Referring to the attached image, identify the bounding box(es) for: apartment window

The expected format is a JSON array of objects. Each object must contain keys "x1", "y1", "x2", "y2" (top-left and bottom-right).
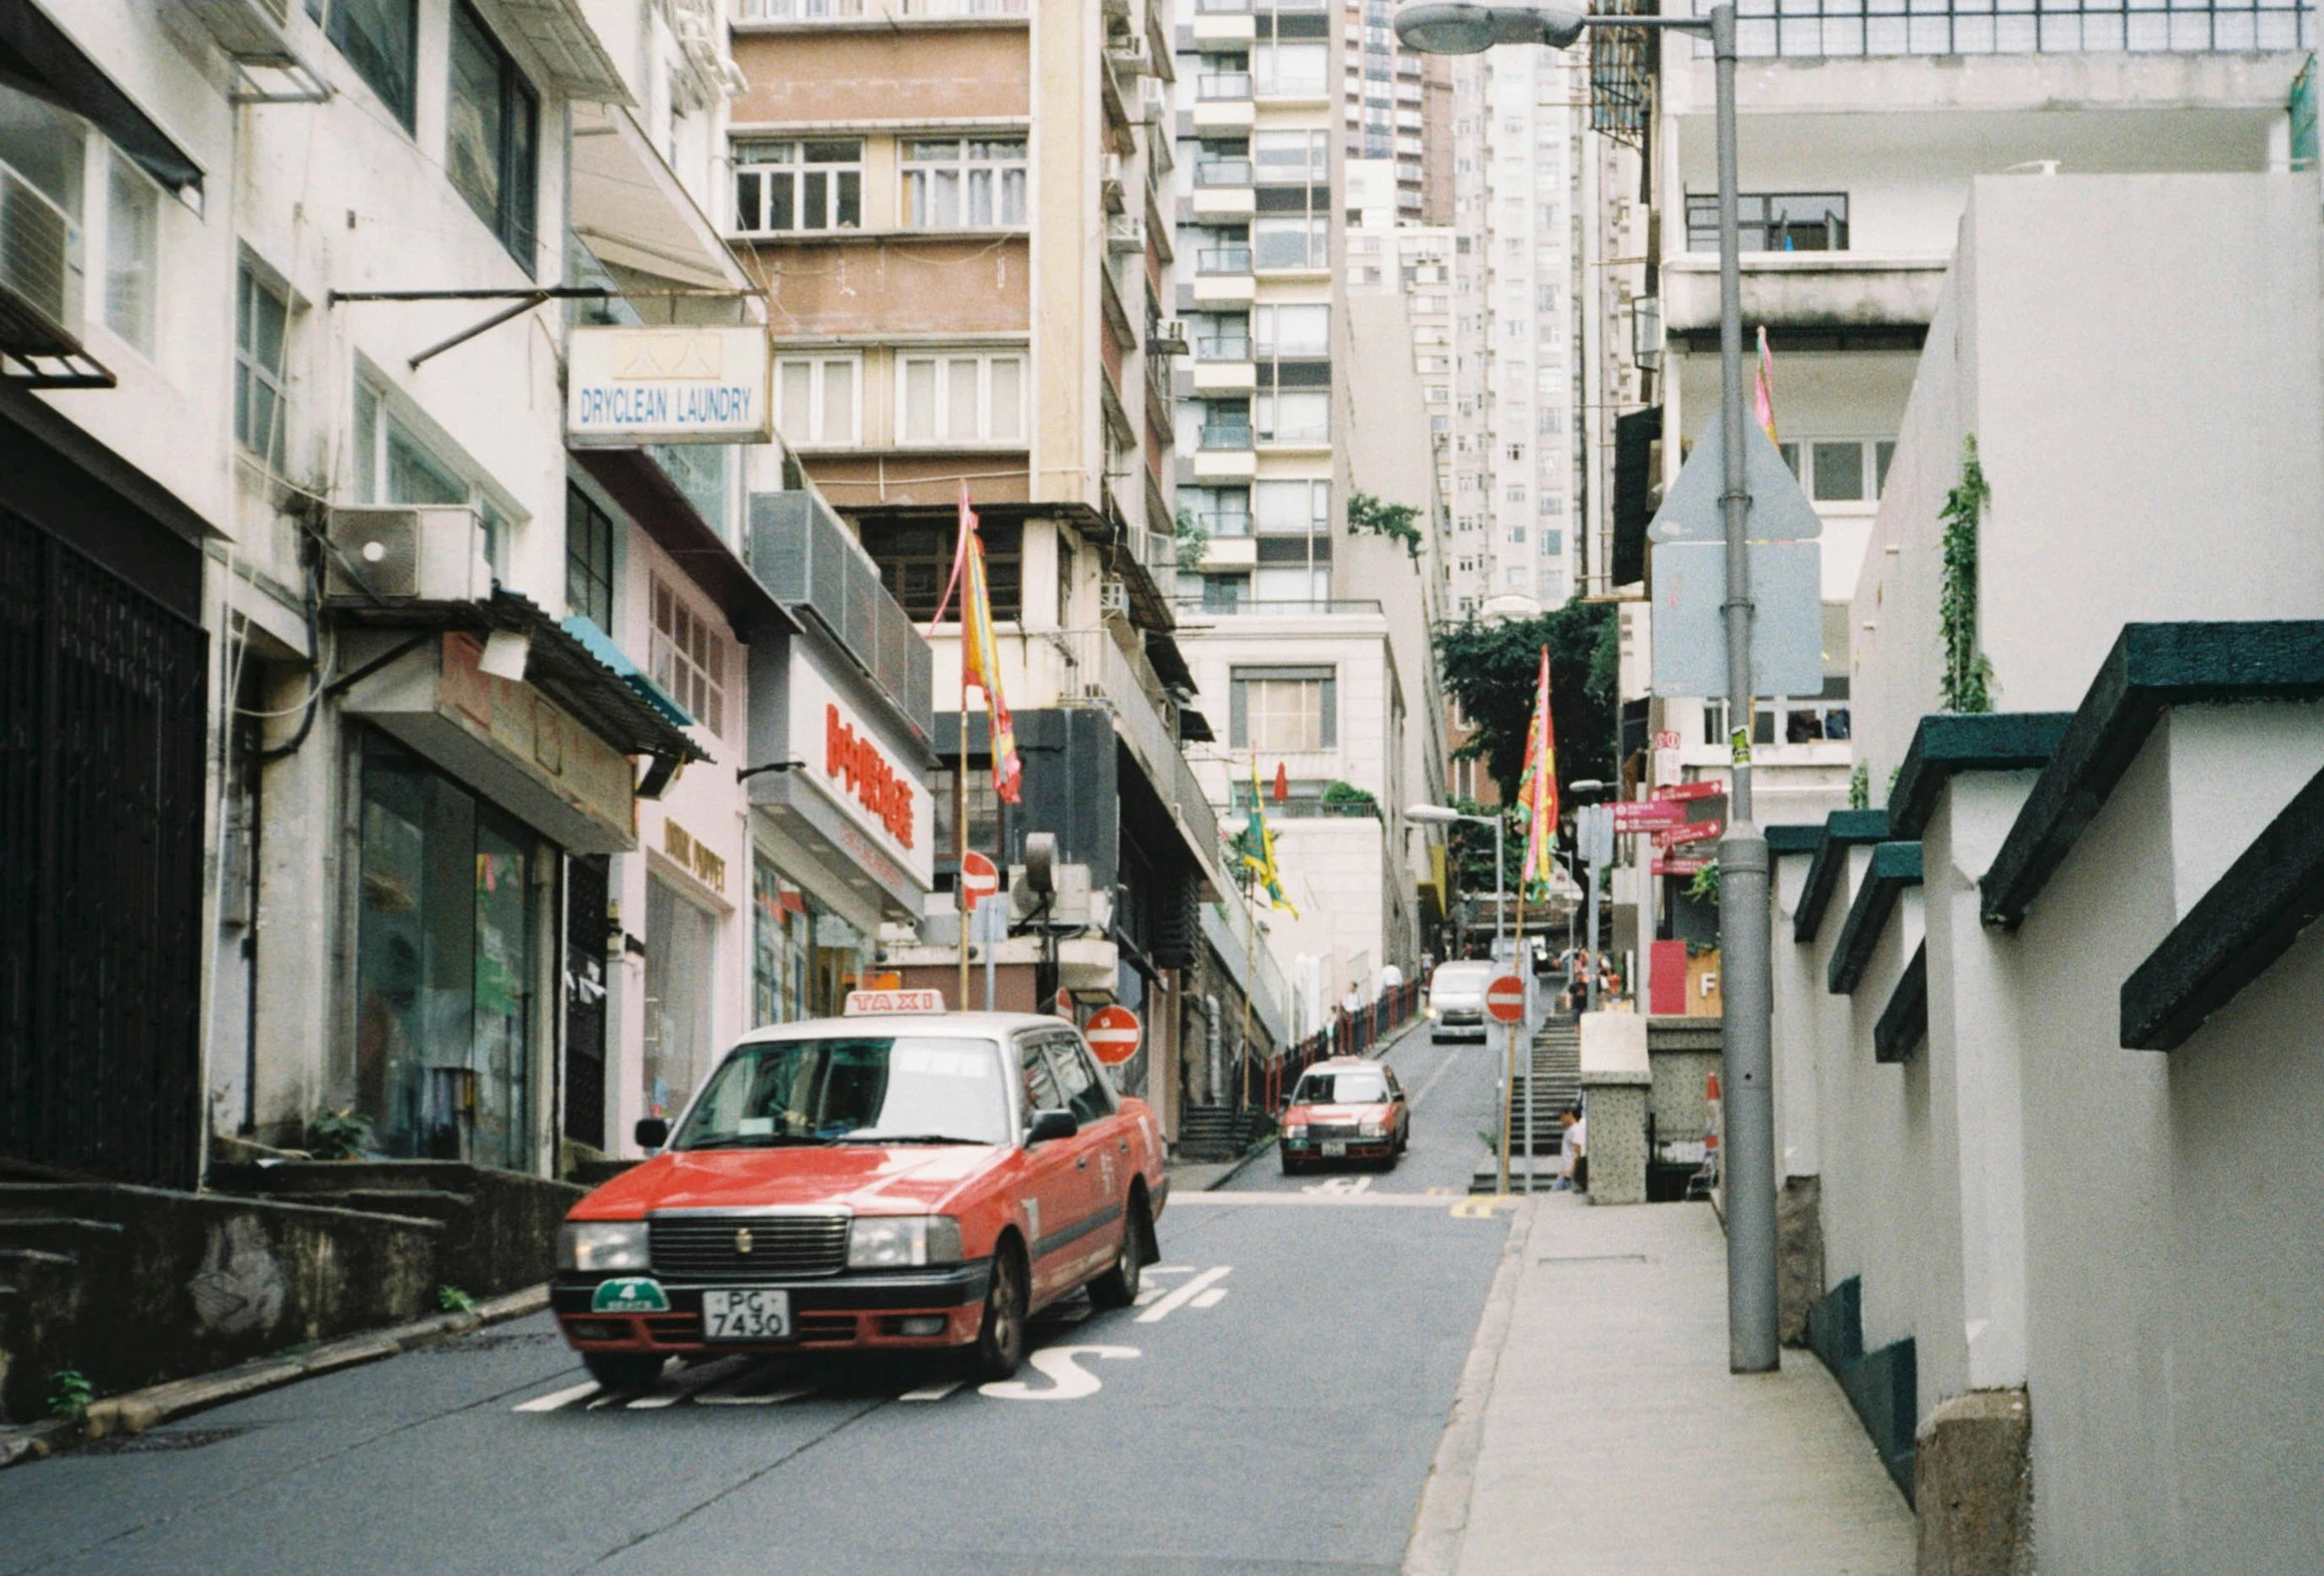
[
  {"x1": 354, "y1": 382, "x2": 465, "y2": 505},
  {"x1": 1537, "y1": 493, "x2": 1562, "y2": 516},
  {"x1": 1253, "y1": 303, "x2": 1330, "y2": 357},
  {"x1": 1193, "y1": 312, "x2": 1252, "y2": 360},
  {"x1": 1256, "y1": 391, "x2": 1330, "y2": 445},
  {"x1": 652, "y1": 577, "x2": 727, "y2": 737},
  {"x1": 102, "y1": 153, "x2": 158, "y2": 355},
  {"x1": 1778, "y1": 438, "x2": 1892, "y2": 502},
  {"x1": 1230, "y1": 666, "x2": 1336, "y2": 751},
  {"x1": 775, "y1": 355, "x2": 859, "y2": 447},
  {"x1": 1253, "y1": 216, "x2": 1329, "y2": 270},
  {"x1": 1253, "y1": 477, "x2": 1329, "y2": 533},
  {"x1": 903, "y1": 139, "x2": 1027, "y2": 229},
  {"x1": 1252, "y1": 129, "x2": 1328, "y2": 182},
  {"x1": 1201, "y1": 573, "x2": 1246, "y2": 612},
  {"x1": 898, "y1": 350, "x2": 1025, "y2": 444},
  {"x1": 734, "y1": 141, "x2": 862, "y2": 233},
  {"x1": 307, "y1": 0, "x2": 417, "y2": 130},
  {"x1": 1540, "y1": 528, "x2": 1562, "y2": 555},
  {"x1": 447, "y1": 3, "x2": 538, "y2": 265},
  {"x1": 566, "y1": 483, "x2": 615, "y2": 631},
  {"x1": 1253, "y1": 42, "x2": 1329, "y2": 97},
  {"x1": 234, "y1": 265, "x2": 289, "y2": 467},
  {"x1": 1183, "y1": 484, "x2": 1251, "y2": 537},
  {"x1": 1687, "y1": 192, "x2": 1847, "y2": 253},
  {"x1": 862, "y1": 519, "x2": 1022, "y2": 622}
]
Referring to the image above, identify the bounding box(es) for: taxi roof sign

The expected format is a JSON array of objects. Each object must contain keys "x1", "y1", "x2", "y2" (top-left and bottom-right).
[{"x1": 844, "y1": 988, "x2": 946, "y2": 1016}]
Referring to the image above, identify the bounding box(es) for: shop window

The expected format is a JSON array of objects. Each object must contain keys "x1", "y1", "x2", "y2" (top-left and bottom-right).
[
  {"x1": 1230, "y1": 665, "x2": 1336, "y2": 752},
  {"x1": 775, "y1": 355, "x2": 858, "y2": 448},
  {"x1": 102, "y1": 152, "x2": 158, "y2": 355},
  {"x1": 752, "y1": 854, "x2": 809, "y2": 1028},
  {"x1": 565, "y1": 483, "x2": 615, "y2": 631},
  {"x1": 235, "y1": 266, "x2": 289, "y2": 468},
  {"x1": 734, "y1": 140, "x2": 862, "y2": 233},
  {"x1": 447, "y1": 3, "x2": 537, "y2": 267},
  {"x1": 352, "y1": 734, "x2": 539, "y2": 1170},
  {"x1": 643, "y1": 877, "x2": 716, "y2": 1120},
  {"x1": 902, "y1": 139, "x2": 1027, "y2": 229},
  {"x1": 307, "y1": 0, "x2": 418, "y2": 130},
  {"x1": 861, "y1": 518, "x2": 1021, "y2": 623},
  {"x1": 898, "y1": 350, "x2": 1025, "y2": 445},
  {"x1": 651, "y1": 577, "x2": 727, "y2": 737}
]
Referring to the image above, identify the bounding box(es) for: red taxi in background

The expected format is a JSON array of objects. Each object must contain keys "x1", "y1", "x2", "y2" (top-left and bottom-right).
[
  {"x1": 1278, "y1": 1057, "x2": 1409, "y2": 1174},
  {"x1": 553, "y1": 1006, "x2": 1165, "y2": 1389}
]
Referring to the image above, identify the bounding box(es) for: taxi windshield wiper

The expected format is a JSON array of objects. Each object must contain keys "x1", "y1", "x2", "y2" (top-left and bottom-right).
[
  {"x1": 680, "y1": 1132, "x2": 830, "y2": 1150},
  {"x1": 830, "y1": 1132, "x2": 990, "y2": 1145}
]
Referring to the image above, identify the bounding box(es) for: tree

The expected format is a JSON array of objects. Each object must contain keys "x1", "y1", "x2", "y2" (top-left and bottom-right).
[
  {"x1": 1435, "y1": 600, "x2": 1618, "y2": 814},
  {"x1": 1347, "y1": 489, "x2": 1423, "y2": 561}
]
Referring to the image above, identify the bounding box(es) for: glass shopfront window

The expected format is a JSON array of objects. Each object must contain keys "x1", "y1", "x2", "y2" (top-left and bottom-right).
[
  {"x1": 644, "y1": 876, "x2": 717, "y2": 1119},
  {"x1": 750, "y1": 852, "x2": 876, "y2": 1025},
  {"x1": 354, "y1": 733, "x2": 543, "y2": 1170}
]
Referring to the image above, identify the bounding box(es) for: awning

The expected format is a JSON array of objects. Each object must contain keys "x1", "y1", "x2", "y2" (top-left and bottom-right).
[
  {"x1": 570, "y1": 102, "x2": 749, "y2": 290},
  {"x1": 0, "y1": 4, "x2": 201, "y2": 193},
  {"x1": 560, "y1": 612, "x2": 694, "y2": 732},
  {"x1": 489, "y1": 0, "x2": 631, "y2": 104},
  {"x1": 331, "y1": 588, "x2": 707, "y2": 771}
]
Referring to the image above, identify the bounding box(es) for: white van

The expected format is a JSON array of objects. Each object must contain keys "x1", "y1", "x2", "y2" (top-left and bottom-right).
[{"x1": 1427, "y1": 961, "x2": 1494, "y2": 1043}]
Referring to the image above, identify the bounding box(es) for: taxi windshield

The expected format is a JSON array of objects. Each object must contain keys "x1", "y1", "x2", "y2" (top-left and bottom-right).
[
  {"x1": 672, "y1": 1036, "x2": 1011, "y2": 1150},
  {"x1": 1293, "y1": 1072, "x2": 1390, "y2": 1105}
]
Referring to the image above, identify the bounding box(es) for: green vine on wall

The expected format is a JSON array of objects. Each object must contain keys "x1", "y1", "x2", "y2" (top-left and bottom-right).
[
  {"x1": 1347, "y1": 489, "x2": 1424, "y2": 561},
  {"x1": 1847, "y1": 763, "x2": 1870, "y2": 810},
  {"x1": 1939, "y1": 437, "x2": 1994, "y2": 714}
]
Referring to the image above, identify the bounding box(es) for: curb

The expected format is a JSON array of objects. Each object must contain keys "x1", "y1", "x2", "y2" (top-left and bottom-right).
[
  {"x1": 0, "y1": 1284, "x2": 548, "y2": 1469},
  {"x1": 1402, "y1": 1195, "x2": 1537, "y2": 1576}
]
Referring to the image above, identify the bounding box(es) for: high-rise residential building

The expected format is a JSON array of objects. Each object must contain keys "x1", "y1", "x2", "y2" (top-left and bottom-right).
[
  {"x1": 1338, "y1": 0, "x2": 1455, "y2": 223},
  {"x1": 1444, "y1": 47, "x2": 1588, "y2": 622},
  {"x1": 730, "y1": 0, "x2": 1232, "y2": 1135}
]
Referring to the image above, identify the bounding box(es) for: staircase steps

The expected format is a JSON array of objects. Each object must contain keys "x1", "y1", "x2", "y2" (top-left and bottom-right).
[{"x1": 1176, "y1": 1103, "x2": 1270, "y2": 1161}]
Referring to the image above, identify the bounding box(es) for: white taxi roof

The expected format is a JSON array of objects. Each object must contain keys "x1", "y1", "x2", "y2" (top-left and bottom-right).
[{"x1": 731, "y1": 1012, "x2": 1074, "y2": 1047}]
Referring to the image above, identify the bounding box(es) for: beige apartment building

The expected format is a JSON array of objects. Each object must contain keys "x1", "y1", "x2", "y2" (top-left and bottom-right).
[{"x1": 730, "y1": 0, "x2": 1231, "y2": 1132}]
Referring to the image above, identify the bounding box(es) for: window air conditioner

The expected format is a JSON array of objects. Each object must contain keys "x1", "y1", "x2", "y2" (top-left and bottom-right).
[
  {"x1": 325, "y1": 505, "x2": 493, "y2": 604},
  {"x1": 1108, "y1": 39, "x2": 1153, "y2": 78},
  {"x1": 1101, "y1": 153, "x2": 1128, "y2": 214},
  {"x1": 0, "y1": 159, "x2": 81, "y2": 353},
  {"x1": 1099, "y1": 578, "x2": 1130, "y2": 617},
  {"x1": 1151, "y1": 319, "x2": 1190, "y2": 355},
  {"x1": 1106, "y1": 214, "x2": 1147, "y2": 255}
]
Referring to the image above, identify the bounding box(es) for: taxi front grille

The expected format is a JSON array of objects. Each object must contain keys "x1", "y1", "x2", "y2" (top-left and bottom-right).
[
  {"x1": 649, "y1": 1214, "x2": 849, "y2": 1279},
  {"x1": 1308, "y1": 1122, "x2": 1364, "y2": 1139}
]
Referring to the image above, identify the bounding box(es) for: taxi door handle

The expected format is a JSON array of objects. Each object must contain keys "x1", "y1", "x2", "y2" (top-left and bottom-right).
[
  {"x1": 1118, "y1": 1139, "x2": 1130, "y2": 1153},
  {"x1": 1075, "y1": 1155, "x2": 1088, "y2": 1170}
]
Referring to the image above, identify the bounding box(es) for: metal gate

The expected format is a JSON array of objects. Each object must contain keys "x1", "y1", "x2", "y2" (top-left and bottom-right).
[
  {"x1": 0, "y1": 506, "x2": 207, "y2": 1187},
  {"x1": 562, "y1": 853, "x2": 609, "y2": 1150}
]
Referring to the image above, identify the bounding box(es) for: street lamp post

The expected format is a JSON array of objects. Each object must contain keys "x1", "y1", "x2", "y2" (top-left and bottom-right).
[
  {"x1": 1398, "y1": 0, "x2": 1779, "y2": 1375},
  {"x1": 1407, "y1": 802, "x2": 1506, "y2": 958}
]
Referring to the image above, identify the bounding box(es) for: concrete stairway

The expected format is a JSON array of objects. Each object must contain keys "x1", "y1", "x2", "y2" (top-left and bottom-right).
[
  {"x1": 1176, "y1": 1103, "x2": 1270, "y2": 1161},
  {"x1": 1470, "y1": 1006, "x2": 1585, "y2": 1194}
]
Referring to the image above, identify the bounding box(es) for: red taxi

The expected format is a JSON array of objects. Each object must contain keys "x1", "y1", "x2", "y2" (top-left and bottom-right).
[
  {"x1": 1277, "y1": 1057, "x2": 1410, "y2": 1174},
  {"x1": 553, "y1": 1009, "x2": 1165, "y2": 1388}
]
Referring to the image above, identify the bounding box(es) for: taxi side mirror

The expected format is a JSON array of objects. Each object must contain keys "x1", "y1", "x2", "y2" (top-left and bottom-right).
[
  {"x1": 1026, "y1": 1108, "x2": 1079, "y2": 1144},
  {"x1": 635, "y1": 1117, "x2": 670, "y2": 1150}
]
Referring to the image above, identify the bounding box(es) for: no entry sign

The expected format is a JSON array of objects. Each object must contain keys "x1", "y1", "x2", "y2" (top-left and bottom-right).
[
  {"x1": 960, "y1": 850, "x2": 999, "y2": 909},
  {"x1": 1485, "y1": 975, "x2": 1526, "y2": 1025},
  {"x1": 1084, "y1": 1005, "x2": 1142, "y2": 1065}
]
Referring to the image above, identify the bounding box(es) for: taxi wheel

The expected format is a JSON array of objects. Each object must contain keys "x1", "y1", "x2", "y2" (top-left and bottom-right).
[
  {"x1": 970, "y1": 1242, "x2": 1028, "y2": 1382},
  {"x1": 583, "y1": 1353, "x2": 666, "y2": 1391},
  {"x1": 1088, "y1": 1192, "x2": 1149, "y2": 1310}
]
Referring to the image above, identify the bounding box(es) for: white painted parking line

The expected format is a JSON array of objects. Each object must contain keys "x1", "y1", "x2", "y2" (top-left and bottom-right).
[
  {"x1": 1145, "y1": 1264, "x2": 1195, "y2": 1276},
  {"x1": 1136, "y1": 1265, "x2": 1230, "y2": 1324},
  {"x1": 977, "y1": 1345, "x2": 1139, "y2": 1402},
  {"x1": 898, "y1": 1380, "x2": 963, "y2": 1402},
  {"x1": 1190, "y1": 1288, "x2": 1228, "y2": 1310},
  {"x1": 1132, "y1": 1285, "x2": 1166, "y2": 1307},
  {"x1": 512, "y1": 1380, "x2": 600, "y2": 1413}
]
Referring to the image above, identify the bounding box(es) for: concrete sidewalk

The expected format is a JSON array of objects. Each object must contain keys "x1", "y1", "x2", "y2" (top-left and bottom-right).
[{"x1": 1413, "y1": 1194, "x2": 1914, "y2": 1575}]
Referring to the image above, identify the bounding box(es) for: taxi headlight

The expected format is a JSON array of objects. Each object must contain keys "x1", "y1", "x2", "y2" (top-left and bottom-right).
[
  {"x1": 847, "y1": 1215, "x2": 964, "y2": 1270},
  {"x1": 558, "y1": 1221, "x2": 649, "y2": 1273},
  {"x1": 1428, "y1": 1006, "x2": 1440, "y2": 1019},
  {"x1": 1359, "y1": 1117, "x2": 1388, "y2": 1138},
  {"x1": 1284, "y1": 1122, "x2": 1308, "y2": 1139}
]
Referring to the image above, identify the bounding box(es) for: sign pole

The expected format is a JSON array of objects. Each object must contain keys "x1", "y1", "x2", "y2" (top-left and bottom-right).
[
  {"x1": 957, "y1": 673, "x2": 970, "y2": 1012},
  {"x1": 1486, "y1": 974, "x2": 1524, "y2": 1196},
  {"x1": 1515, "y1": 885, "x2": 1531, "y2": 1193}
]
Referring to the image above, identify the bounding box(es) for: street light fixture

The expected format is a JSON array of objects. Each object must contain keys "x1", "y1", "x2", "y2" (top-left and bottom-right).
[
  {"x1": 1399, "y1": 0, "x2": 1782, "y2": 1378},
  {"x1": 1408, "y1": 802, "x2": 1507, "y2": 957}
]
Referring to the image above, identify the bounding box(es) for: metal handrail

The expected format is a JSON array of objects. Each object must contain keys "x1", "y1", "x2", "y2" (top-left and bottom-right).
[
  {"x1": 1198, "y1": 424, "x2": 1254, "y2": 451},
  {"x1": 1195, "y1": 335, "x2": 1252, "y2": 361},
  {"x1": 1197, "y1": 72, "x2": 1254, "y2": 99},
  {"x1": 1196, "y1": 246, "x2": 1253, "y2": 274},
  {"x1": 1722, "y1": 0, "x2": 2313, "y2": 56},
  {"x1": 1194, "y1": 158, "x2": 1253, "y2": 186}
]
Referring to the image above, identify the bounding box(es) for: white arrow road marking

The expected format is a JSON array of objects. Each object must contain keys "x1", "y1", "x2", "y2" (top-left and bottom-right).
[
  {"x1": 693, "y1": 1369, "x2": 824, "y2": 1407},
  {"x1": 898, "y1": 1380, "x2": 963, "y2": 1402},
  {"x1": 1190, "y1": 1288, "x2": 1228, "y2": 1310},
  {"x1": 1300, "y1": 1175, "x2": 1373, "y2": 1197},
  {"x1": 513, "y1": 1380, "x2": 600, "y2": 1413},
  {"x1": 977, "y1": 1345, "x2": 1139, "y2": 1402},
  {"x1": 1136, "y1": 1265, "x2": 1230, "y2": 1324},
  {"x1": 626, "y1": 1362, "x2": 746, "y2": 1410},
  {"x1": 1132, "y1": 1285, "x2": 1166, "y2": 1307}
]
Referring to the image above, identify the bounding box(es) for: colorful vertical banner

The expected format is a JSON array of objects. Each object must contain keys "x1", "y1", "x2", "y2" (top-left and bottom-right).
[
  {"x1": 940, "y1": 482, "x2": 1022, "y2": 803},
  {"x1": 1244, "y1": 759, "x2": 1298, "y2": 918},
  {"x1": 1516, "y1": 646, "x2": 1558, "y2": 891},
  {"x1": 1754, "y1": 325, "x2": 1780, "y2": 447}
]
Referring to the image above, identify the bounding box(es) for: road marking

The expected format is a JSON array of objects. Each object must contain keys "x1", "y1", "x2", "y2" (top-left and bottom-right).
[
  {"x1": 626, "y1": 1363, "x2": 744, "y2": 1410},
  {"x1": 1190, "y1": 1288, "x2": 1228, "y2": 1310},
  {"x1": 694, "y1": 1374, "x2": 823, "y2": 1407},
  {"x1": 977, "y1": 1344, "x2": 1138, "y2": 1402},
  {"x1": 1146, "y1": 1264, "x2": 1195, "y2": 1275},
  {"x1": 1132, "y1": 1285, "x2": 1166, "y2": 1307},
  {"x1": 1407, "y1": 1045, "x2": 1467, "y2": 1110},
  {"x1": 1450, "y1": 1196, "x2": 1520, "y2": 1219},
  {"x1": 513, "y1": 1381, "x2": 600, "y2": 1413},
  {"x1": 898, "y1": 1380, "x2": 963, "y2": 1402},
  {"x1": 1136, "y1": 1265, "x2": 1230, "y2": 1323},
  {"x1": 1300, "y1": 1175, "x2": 1372, "y2": 1197},
  {"x1": 1174, "y1": 1192, "x2": 1490, "y2": 1210},
  {"x1": 1426, "y1": 1187, "x2": 1458, "y2": 1197}
]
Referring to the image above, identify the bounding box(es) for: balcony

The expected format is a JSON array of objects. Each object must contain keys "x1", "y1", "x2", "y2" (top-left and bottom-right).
[
  {"x1": 1197, "y1": 73, "x2": 1254, "y2": 101},
  {"x1": 736, "y1": 0, "x2": 1028, "y2": 19},
  {"x1": 1196, "y1": 246, "x2": 1253, "y2": 275},
  {"x1": 1660, "y1": 251, "x2": 1950, "y2": 349},
  {"x1": 1198, "y1": 423, "x2": 1254, "y2": 451},
  {"x1": 1194, "y1": 158, "x2": 1253, "y2": 186},
  {"x1": 1728, "y1": 0, "x2": 2313, "y2": 57},
  {"x1": 746, "y1": 489, "x2": 936, "y2": 743},
  {"x1": 1038, "y1": 628, "x2": 1224, "y2": 885}
]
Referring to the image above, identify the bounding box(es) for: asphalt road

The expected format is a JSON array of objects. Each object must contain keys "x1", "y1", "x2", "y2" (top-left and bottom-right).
[{"x1": 0, "y1": 1023, "x2": 1514, "y2": 1576}]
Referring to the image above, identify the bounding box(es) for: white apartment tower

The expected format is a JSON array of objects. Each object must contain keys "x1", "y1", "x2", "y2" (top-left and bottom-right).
[{"x1": 1446, "y1": 48, "x2": 1587, "y2": 621}]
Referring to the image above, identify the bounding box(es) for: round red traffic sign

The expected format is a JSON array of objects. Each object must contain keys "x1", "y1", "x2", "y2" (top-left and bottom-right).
[
  {"x1": 1084, "y1": 1005, "x2": 1142, "y2": 1065},
  {"x1": 1485, "y1": 974, "x2": 1526, "y2": 1025},
  {"x1": 960, "y1": 850, "x2": 999, "y2": 908}
]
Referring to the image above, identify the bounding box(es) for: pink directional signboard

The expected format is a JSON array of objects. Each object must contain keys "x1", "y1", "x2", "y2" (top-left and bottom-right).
[{"x1": 1610, "y1": 798, "x2": 1689, "y2": 834}]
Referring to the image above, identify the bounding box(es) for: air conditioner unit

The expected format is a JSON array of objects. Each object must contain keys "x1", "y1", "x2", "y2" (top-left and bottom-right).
[
  {"x1": 1106, "y1": 214, "x2": 1147, "y2": 255},
  {"x1": 0, "y1": 161, "x2": 82, "y2": 355},
  {"x1": 1140, "y1": 79, "x2": 1167, "y2": 123},
  {"x1": 325, "y1": 505, "x2": 493, "y2": 603},
  {"x1": 1099, "y1": 578, "x2": 1130, "y2": 617},
  {"x1": 1108, "y1": 39, "x2": 1153, "y2": 78},
  {"x1": 1009, "y1": 860, "x2": 1094, "y2": 926},
  {"x1": 1101, "y1": 153, "x2": 1128, "y2": 214},
  {"x1": 1151, "y1": 319, "x2": 1190, "y2": 355}
]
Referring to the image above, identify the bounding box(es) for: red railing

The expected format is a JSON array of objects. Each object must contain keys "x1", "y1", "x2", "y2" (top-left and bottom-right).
[{"x1": 1241, "y1": 979, "x2": 1426, "y2": 1112}]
